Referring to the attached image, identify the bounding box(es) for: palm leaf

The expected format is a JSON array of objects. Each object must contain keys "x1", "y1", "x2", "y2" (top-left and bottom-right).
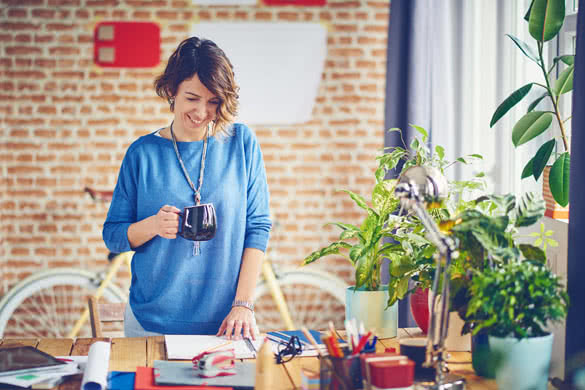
[{"x1": 514, "y1": 192, "x2": 545, "y2": 227}]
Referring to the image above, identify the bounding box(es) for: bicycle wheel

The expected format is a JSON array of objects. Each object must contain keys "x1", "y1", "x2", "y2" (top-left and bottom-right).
[
  {"x1": 0, "y1": 268, "x2": 127, "y2": 338},
  {"x1": 253, "y1": 269, "x2": 347, "y2": 332}
]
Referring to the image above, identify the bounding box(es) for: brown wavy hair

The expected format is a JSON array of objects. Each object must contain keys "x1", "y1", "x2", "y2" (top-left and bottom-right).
[{"x1": 154, "y1": 37, "x2": 239, "y2": 137}]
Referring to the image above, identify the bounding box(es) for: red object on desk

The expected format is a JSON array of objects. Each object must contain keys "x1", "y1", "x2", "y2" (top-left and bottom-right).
[
  {"x1": 410, "y1": 287, "x2": 430, "y2": 334},
  {"x1": 135, "y1": 367, "x2": 229, "y2": 390},
  {"x1": 359, "y1": 353, "x2": 415, "y2": 389}
]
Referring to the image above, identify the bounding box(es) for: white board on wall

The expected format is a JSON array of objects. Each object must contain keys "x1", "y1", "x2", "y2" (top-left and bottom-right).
[{"x1": 191, "y1": 22, "x2": 327, "y2": 125}]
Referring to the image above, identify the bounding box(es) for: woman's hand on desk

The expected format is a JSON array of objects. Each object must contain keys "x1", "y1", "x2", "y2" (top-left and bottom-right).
[{"x1": 216, "y1": 306, "x2": 258, "y2": 340}]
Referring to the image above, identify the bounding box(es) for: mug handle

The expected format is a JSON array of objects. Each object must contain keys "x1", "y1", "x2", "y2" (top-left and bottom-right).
[{"x1": 177, "y1": 210, "x2": 185, "y2": 238}]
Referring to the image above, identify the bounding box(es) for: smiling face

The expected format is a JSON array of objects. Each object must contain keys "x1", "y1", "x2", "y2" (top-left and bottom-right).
[{"x1": 172, "y1": 73, "x2": 220, "y2": 141}]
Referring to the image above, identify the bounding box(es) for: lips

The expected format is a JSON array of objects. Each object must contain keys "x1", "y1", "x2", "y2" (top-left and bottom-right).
[{"x1": 187, "y1": 114, "x2": 204, "y2": 126}]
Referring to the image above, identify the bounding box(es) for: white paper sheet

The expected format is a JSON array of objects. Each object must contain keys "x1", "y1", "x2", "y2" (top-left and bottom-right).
[
  {"x1": 0, "y1": 362, "x2": 80, "y2": 387},
  {"x1": 165, "y1": 335, "x2": 264, "y2": 360},
  {"x1": 191, "y1": 22, "x2": 327, "y2": 125},
  {"x1": 81, "y1": 341, "x2": 111, "y2": 390}
]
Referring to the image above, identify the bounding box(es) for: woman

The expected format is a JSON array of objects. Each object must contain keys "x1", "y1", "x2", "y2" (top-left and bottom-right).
[{"x1": 103, "y1": 37, "x2": 271, "y2": 340}]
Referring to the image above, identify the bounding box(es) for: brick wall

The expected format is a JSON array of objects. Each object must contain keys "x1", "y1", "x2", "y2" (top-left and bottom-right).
[{"x1": 0, "y1": 0, "x2": 389, "y2": 296}]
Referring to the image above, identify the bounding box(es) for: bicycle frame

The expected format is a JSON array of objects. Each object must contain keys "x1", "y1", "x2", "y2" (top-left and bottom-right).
[{"x1": 260, "y1": 260, "x2": 295, "y2": 331}]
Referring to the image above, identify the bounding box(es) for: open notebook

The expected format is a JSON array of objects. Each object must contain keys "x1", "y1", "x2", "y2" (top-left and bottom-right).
[{"x1": 165, "y1": 335, "x2": 264, "y2": 360}]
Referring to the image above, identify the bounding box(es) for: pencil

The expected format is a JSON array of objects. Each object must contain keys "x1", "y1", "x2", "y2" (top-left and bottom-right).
[
  {"x1": 205, "y1": 340, "x2": 234, "y2": 353},
  {"x1": 301, "y1": 326, "x2": 324, "y2": 357}
]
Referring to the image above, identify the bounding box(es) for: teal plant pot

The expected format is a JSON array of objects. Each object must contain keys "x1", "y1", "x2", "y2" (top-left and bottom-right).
[
  {"x1": 488, "y1": 333, "x2": 553, "y2": 390},
  {"x1": 471, "y1": 332, "x2": 496, "y2": 378},
  {"x1": 345, "y1": 286, "x2": 398, "y2": 338}
]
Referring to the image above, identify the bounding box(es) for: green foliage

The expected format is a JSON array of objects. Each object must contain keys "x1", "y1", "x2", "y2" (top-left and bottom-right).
[
  {"x1": 444, "y1": 192, "x2": 546, "y2": 323},
  {"x1": 303, "y1": 124, "x2": 483, "y2": 298},
  {"x1": 527, "y1": 222, "x2": 559, "y2": 251},
  {"x1": 466, "y1": 260, "x2": 568, "y2": 338},
  {"x1": 491, "y1": 0, "x2": 572, "y2": 208}
]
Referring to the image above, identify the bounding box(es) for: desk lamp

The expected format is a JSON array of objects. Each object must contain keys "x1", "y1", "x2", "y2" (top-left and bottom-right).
[{"x1": 395, "y1": 166, "x2": 465, "y2": 390}]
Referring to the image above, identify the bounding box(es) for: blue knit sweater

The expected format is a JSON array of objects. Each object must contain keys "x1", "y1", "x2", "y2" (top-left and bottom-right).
[{"x1": 103, "y1": 123, "x2": 272, "y2": 334}]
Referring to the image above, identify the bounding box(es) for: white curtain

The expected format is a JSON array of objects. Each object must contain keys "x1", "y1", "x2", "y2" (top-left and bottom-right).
[{"x1": 407, "y1": 0, "x2": 544, "y2": 195}]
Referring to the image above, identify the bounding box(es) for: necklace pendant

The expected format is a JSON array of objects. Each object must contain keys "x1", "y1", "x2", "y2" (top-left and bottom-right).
[
  {"x1": 195, "y1": 193, "x2": 201, "y2": 206},
  {"x1": 193, "y1": 241, "x2": 201, "y2": 256}
]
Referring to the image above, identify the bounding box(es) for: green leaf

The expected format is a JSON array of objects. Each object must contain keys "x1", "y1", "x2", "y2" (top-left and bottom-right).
[
  {"x1": 553, "y1": 54, "x2": 575, "y2": 69},
  {"x1": 375, "y1": 167, "x2": 386, "y2": 183},
  {"x1": 554, "y1": 65, "x2": 574, "y2": 95},
  {"x1": 519, "y1": 244, "x2": 546, "y2": 263},
  {"x1": 303, "y1": 241, "x2": 352, "y2": 265},
  {"x1": 527, "y1": 92, "x2": 549, "y2": 113},
  {"x1": 435, "y1": 145, "x2": 445, "y2": 160},
  {"x1": 328, "y1": 222, "x2": 360, "y2": 232},
  {"x1": 396, "y1": 276, "x2": 410, "y2": 298},
  {"x1": 490, "y1": 83, "x2": 534, "y2": 127},
  {"x1": 524, "y1": 0, "x2": 535, "y2": 21},
  {"x1": 532, "y1": 139, "x2": 556, "y2": 181},
  {"x1": 529, "y1": 0, "x2": 565, "y2": 42},
  {"x1": 341, "y1": 189, "x2": 369, "y2": 210},
  {"x1": 372, "y1": 180, "x2": 398, "y2": 216},
  {"x1": 355, "y1": 255, "x2": 370, "y2": 288},
  {"x1": 522, "y1": 157, "x2": 534, "y2": 179},
  {"x1": 559, "y1": 55, "x2": 575, "y2": 65},
  {"x1": 506, "y1": 34, "x2": 540, "y2": 64},
  {"x1": 409, "y1": 124, "x2": 428, "y2": 142},
  {"x1": 549, "y1": 152, "x2": 570, "y2": 207},
  {"x1": 512, "y1": 111, "x2": 553, "y2": 146},
  {"x1": 349, "y1": 244, "x2": 367, "y2": 264}
]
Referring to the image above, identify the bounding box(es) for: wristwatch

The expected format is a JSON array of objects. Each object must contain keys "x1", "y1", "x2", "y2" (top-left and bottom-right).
[{"x1": 232, "y1": 299, "x2": 254, "y2": 312}]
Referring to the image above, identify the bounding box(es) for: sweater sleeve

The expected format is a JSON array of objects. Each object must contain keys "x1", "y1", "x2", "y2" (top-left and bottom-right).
[
  {"x1": 102, "y1": 146, "x2": 138, "y2": 253},
  {"x1": 242, "y1": 125, "x2": 272, "y2": 252}
]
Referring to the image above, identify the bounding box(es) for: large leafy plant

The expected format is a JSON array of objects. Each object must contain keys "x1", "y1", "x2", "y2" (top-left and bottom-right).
[
  {"x1": 466, "y1": 260, "x2": 568, "y2": 338},
  {"x1": 302, "y1": 125, "x2": 483, "y2": 295},
  {"x1": 490, "y1": 0, "x2": 573, "y2": 207},
  {"x1": 443, "y1": 192, "x2": 549, "y2": 326}
]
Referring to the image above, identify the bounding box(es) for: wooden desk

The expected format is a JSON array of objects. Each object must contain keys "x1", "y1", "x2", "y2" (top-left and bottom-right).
[{"x1": 0, "y1": 330, "x2": 496, "y2": 390}]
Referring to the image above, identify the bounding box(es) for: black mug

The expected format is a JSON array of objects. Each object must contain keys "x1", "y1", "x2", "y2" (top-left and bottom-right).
[
  {"x1": 399, "y1": 338, "x2": 435, "y2": 381},
  {"x1": 178, "y1": 203, "x2": 217, "y2": 241}
]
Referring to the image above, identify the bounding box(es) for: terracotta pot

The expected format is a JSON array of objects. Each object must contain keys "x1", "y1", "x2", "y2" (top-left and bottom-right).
[
  {"x1": 543, "y1": 166, "x2": 569, "y2": 219},
  {"x1": 409, "y1": 287, "x2": 429, "y2": 334}
]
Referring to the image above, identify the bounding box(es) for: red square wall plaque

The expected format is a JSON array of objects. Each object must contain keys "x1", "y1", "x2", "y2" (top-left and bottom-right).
[
  {"x1": 94, "y1": 21, "x2": 160, "y2": 68},
  {"x1": 263, "y1": 0, "x2": 326, "y2": 5}
]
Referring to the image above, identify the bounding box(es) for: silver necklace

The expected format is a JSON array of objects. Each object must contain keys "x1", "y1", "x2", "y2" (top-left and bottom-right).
[{"x1": 169, "y1": 120, "x2": 210, "y2": 255}]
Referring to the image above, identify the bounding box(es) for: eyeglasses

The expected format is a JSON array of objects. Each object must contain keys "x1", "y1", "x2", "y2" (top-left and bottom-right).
[{"x1": 275, "y1": 336, "x2": 303, "y2": 364}]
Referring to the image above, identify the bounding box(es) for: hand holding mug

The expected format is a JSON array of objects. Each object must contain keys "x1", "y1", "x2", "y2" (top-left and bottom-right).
[{"x1": 153, "y1": 205, "x2": 181, "y2": 239}]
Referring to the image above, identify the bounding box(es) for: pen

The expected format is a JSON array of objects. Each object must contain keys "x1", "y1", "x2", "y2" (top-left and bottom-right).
[
  {"x1": 244, "y1": 337, "x2": 257, "y2": 356},
  {"x1": 351, "y1": 331, "x2": 372, "y2": 355},
  {"x1": 301, "y1": 326, "x2": 324, "y2": 357}
]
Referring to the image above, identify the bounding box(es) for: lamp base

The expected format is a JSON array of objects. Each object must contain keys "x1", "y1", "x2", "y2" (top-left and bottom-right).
[{"x1": 415, "y1": 373, "x2": 466, "y2": 390}]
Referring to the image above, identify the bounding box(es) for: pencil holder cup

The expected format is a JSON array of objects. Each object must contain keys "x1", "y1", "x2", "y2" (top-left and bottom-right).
[{"x1": 319, "y1": 355, "x2": 363, "y2": 390}]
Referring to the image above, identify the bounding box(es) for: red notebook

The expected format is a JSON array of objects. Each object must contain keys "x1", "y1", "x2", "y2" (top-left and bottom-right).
[{"x1": 134, "y1": 366, "x2": 231, "y2": 390}]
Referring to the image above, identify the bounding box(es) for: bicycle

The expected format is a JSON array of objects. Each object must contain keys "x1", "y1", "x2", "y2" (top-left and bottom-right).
[{"x1": 0, "y1": 188, "x2": 347, "y2": 338}]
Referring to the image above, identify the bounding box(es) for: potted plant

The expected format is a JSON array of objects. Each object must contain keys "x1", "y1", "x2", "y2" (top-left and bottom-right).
[
  {"x1": 490, "y1": 0, "x2": 573, "y2": 218},
  {"x1": 433, "y1": 192, "x2": 547, "y2": 362},
  {"x1": 302, "y1": 125, "x2": 483, "y2": 338},
  {"x1": 465, "y1": 258, "x2": 568, "y2": 390}
]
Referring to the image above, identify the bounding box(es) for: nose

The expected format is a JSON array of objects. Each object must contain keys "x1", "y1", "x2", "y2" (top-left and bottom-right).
[{"x1": 191, "y1": 102, "x2": 214, "y2": 121}]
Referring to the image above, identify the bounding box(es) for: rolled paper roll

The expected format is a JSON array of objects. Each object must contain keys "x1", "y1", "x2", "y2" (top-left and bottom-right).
[{"x1": 81, "y1": 341, "x2": 111, "y2": 390}]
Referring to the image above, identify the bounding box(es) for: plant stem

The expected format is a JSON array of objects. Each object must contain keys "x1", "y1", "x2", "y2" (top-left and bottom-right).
[{"x1": 537, "y1": 42, "x2": 570, "y2": 152}]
